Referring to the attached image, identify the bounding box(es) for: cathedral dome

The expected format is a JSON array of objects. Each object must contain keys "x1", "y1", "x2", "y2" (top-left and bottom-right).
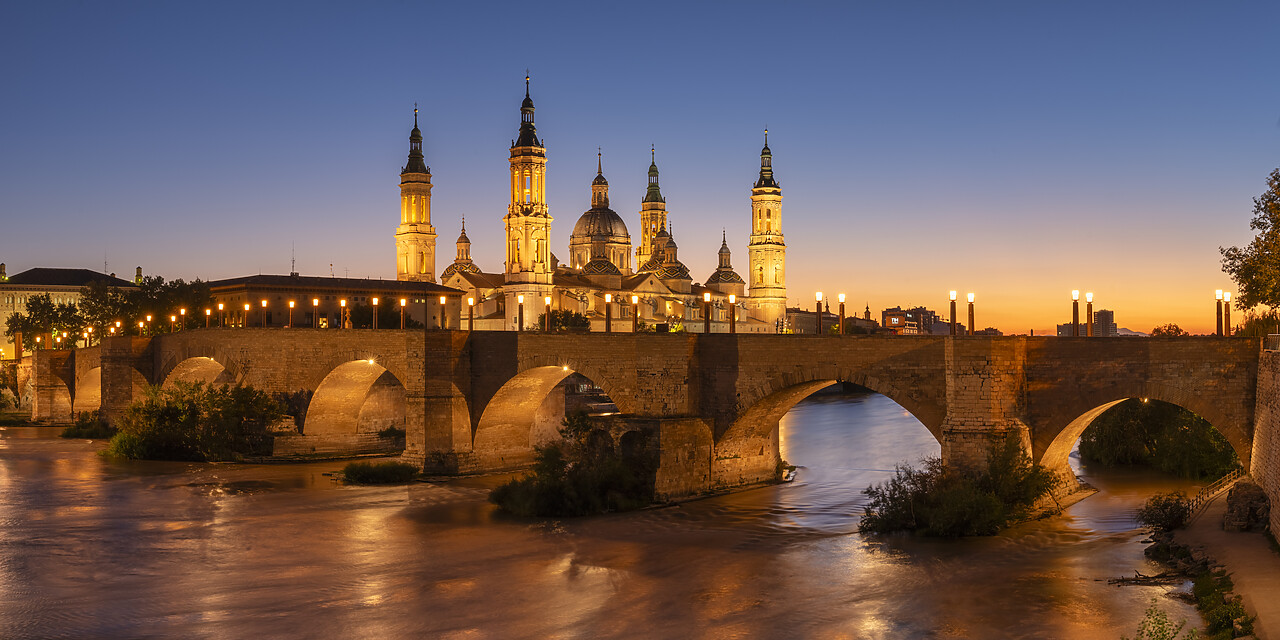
[
  {"x1": 572, "y1": 208, "x2": 630, "y2": 240},
  {"x1": 582, "y1": 257, "x2": 622, "y2": 276},
  {"x1": 705, "y1": 269, "x2": 744, "y2": 285},
  {"x1": 441, "y1": 261, "x2": 482, "y2": 280}
]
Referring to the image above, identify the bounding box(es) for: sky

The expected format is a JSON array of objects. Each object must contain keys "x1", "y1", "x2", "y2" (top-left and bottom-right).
[{"x1": 2, "y1": 1, "x2": 1278, "y2": 335}]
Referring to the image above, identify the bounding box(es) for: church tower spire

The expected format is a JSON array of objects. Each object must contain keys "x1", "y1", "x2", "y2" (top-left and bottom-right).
[
  {"x1": 396, "y1": 105, "x2": 438, "y2": 282},
  {"x1": 747, "y1": 129, "x2": 786, "y2": 327},
  {"x1": 636, "y1": 145, "x2": 668, "y2": 266},
  {"x1": 504, "y1": 74, "x2": 553, "y2": 285}
]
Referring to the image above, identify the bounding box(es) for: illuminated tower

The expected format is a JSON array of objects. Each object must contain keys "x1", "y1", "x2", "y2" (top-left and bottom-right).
[
  {"x1": 396, "y1": 107, "x2": 437, "y2": 282},
  {"x1": 504, "y1": 76, "x2": 553, "y2": 285},
  {"x1": 636, "y1": 147, "x2": 667, "y2": 266},
  {"x1": 747, "y1": 130, "x2": 786, "y2": 325}
]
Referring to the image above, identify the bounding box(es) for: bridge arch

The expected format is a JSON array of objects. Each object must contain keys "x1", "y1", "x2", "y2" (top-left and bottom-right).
[
  {"x1": 472, "y1": 362, "x2": 623, "y2": 469},
  {"x1": 71, "y1": 366, "x2": 149, "y2": 416},
  {"x1": 1036, "y1": 382, "x2": 1253, "y2": 474},
  {"x1": 306, "y1": 359, "x2": 406, "y2": 441},
  {"x1": 160, "y1": 357, "x2": 232, "y2": 389}
]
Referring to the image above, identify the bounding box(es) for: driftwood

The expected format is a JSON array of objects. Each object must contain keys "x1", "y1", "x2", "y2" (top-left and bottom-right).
[{"x1": 1107, "y1": 570, "x2": 1185, "y2": 586}]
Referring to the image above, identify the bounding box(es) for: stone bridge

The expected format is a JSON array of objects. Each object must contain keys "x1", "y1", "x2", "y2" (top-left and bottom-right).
[{"x1": 31, "y1": 330, "x2": 1264, "y2": 499}]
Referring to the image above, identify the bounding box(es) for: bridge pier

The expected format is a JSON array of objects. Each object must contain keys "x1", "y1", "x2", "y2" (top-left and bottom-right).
[
  {"x1": 938, "y1": 336, "x2": 1036, "y2": 471},
  {"x1": 99, "y1": 336, "x2": 146, "y2": 427},
  {"x1": 31, "y1": 349, "x2": 73, "y2": 423},
  {"x1": 406, "y1": 331, "x2": 475, "y2": 473}
]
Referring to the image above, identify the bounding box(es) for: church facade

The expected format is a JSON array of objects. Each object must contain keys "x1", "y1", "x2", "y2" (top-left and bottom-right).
[{"x1": 403, "y1": 78, "x2": 787, "y2": 332}]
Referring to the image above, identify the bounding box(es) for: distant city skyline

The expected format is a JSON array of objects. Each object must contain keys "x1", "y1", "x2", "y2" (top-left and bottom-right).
[{"x1": 3, "y1": 2, "x2": 1278, "y2": 335}]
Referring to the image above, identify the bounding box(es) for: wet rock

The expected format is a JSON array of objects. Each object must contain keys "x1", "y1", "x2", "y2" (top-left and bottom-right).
[{"x1": 1223, "y1": 482, "x2": 1270, "y2": 532}]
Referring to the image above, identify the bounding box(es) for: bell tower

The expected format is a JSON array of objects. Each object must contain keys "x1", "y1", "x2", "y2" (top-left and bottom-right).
[
  {"x1": 396, "y1": 107, "x2": 437, "y2": 282},
  {"x1": 747, "y1": 130, "x2": 786, "y2": 326},
  {"x1": 636, "y1": 147, "x2": 667, "y2": 267},
  {"x1": 504, "y1": 76, "x2": 553, "y2": 285}
]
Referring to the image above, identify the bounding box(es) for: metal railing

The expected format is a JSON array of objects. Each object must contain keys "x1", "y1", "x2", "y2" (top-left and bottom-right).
[
  {"x1": 1266, "y1": 334, "x2": 1280, "y2": 351},
  {"x1": 1188, "y1": 467, "x2": 1244, "y2": 515}
]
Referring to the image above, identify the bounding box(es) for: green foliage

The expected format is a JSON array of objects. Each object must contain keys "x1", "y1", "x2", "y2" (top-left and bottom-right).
[
  {"x1": 60, "y1": 411, "x2": 117, "y2": 439},
  {"x1": 1136, "y1": 491, "x2": 1192, "y2": 533},
  {"x1": 104, "y1": 381, "x2": 285, "y2": 461},
  {"x1": 490, "y1": 412, "x2": 657, "y2": 517},
  {"x1": 342, "y1": 460, "x2": 418, "y2": 484},
  {"x1": 346, "y1": 301, "x2": 424, "y2": 330},
  {"x1": 859, "y1": 433, "x2": 1060, "y2": 537},
  {"x1": 1150, "y1": 323, "x2": 1189, "y2": 337},
  {"x1": 536, "y1": 309, "x2": 591, "y2": 332},
  {"x1": 1192, "y1": 570, "x2": 1254, "y2": 639},
  {"x1": 377, "y1": 426, "x2": 406, "y2": 439},
  {"x1": 1221, "y1": 168, "x2": 1280, "y2": 310},
  {"x1": 272, "y1": 389, "x2": 313, "y2": 432},
  {"x1": 1079, "y1": 399, "x2": 1238, "y2": 480},
  {"x1": 77, "y1": 276, "x2": 213, "y2": 336},
  {"x1": 1232, "y1": 308, "x2": 1280, "y2": 338},
  {"x1": 4, "y1": 293, "x2": 85, "y2": 350},
  {"x1": 1122, "y1": 599, "x2": 1200, "y2": 640}
]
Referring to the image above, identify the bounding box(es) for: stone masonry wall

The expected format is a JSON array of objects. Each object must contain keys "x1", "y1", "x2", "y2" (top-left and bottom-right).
[{"x1": 1252, "y1": 350, "x2": 1280, "y2": 535}]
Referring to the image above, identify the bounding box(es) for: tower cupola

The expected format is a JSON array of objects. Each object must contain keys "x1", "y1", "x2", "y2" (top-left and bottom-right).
[
  {"x1": 515, "y1": 75, "x2": 541, "y2": 148},
  {"x1": 591, "y1": 152, "x2": 610, "y2": 208},
  {"x1": 403, "y1": 107, "x2": 430, "y2": 175},
  {"x1": 754, "y1": 129, "x2": 778, "y2": 189}
]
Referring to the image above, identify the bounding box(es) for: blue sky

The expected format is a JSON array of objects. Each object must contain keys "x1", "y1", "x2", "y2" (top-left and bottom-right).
[{"x1": 3, "y1": 1, "x2": 1278, "y2": 332}]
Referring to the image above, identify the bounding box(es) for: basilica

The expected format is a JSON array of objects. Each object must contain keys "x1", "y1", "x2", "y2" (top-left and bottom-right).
[{"x1": 395, "y1": 78, "x2": 787, "y2": 332}]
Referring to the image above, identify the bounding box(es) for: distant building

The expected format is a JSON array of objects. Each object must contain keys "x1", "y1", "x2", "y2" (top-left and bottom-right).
[
  {"x1": 881, "y1": 306, "x2": 942, "y2": 335},
  {"x1": 786, "y1": 303, "x2": 840, "y2": 334},
  {"x1": 1057, "y1": 309, "x2": 1119, "y2": 337},
  {"x1": 974, "y1": 327, "x2": 1003, "y2": 336},
  {"x1": 207, "y1": 274, "x2": 460, "y2": 329},
  {"x1": 0, "y1": 264, "x2": 139, "y2": 359}
]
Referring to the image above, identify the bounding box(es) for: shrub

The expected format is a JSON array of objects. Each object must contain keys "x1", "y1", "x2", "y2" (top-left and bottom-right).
[
  {"x1": 490, "y1": 412, "x2": 657, "y2": 517},
  {"x1": 1122, "y1": 598, "x2": 1200, "y2": 640},
  {"x1": 343, "y1": 460, "x2": 418, "y2": 484},
  {"x1": 1080, "y1": 399, "x2": 1237, "y2": 480},
  {"x1": 60, "y1": 410, "x2": 117, "y2": 439},
  {"x1": 104, "y1": 381, "x2": 285, "y2": 461},
  {"x1": 859, "y1": 433, "x2": 1059, "y2": 537},
  {"x1": 1137, "y1": 491, "x2": 1191, "y2": 533},
  {"x1": 377, "y1": 426, "x2": 406, "y2": 439}
]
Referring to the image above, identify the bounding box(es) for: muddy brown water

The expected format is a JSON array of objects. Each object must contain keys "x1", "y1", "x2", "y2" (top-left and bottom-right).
[{"x1": 0, "y1": 389, "x2": 1203, "y2": 638}]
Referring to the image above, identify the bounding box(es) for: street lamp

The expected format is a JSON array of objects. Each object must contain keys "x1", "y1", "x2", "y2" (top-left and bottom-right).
[
  {"x1": 217, "y1": 303, "x2": 224, "y2": 327},
  {"x1": 260, "y1": 299, "x2": 268, "y2": 328},
  {"x1": 467, "y1": 297, "x2": 475, "y2": 331},
  {"x1": 145, "y1": 314, "x2": 152, "y2": 335},
  {"x1": 729, "y1": 294, "x2": 737, "y2": 334},
  {"x1": 399, "y1": 298, "x2": 406, "y2": 329},
  {"x1": 704, "y1": 292, "x2": 712, "y2": 334},
  {"x1": 340, "y1": 299, "x2": 347, "y2": 328},
  {"x1": 439, "y1": 296, "x2": 447, "y2": 330},
  {"x1": 1224, "y1": 292, "x2": 1232, "y2": 336},
  {"x1": 169, "y1": 314, "x2": 176, "y2": 332},
  {"x1": 372, "y1": 297, "x2": 379, "y2": 329},
  {"x1": 1071, "y1": 290, "x2": 1080, "y2": 337},
  {"x1": 204, "y1": 308, "x2": 211, "y2": 328},
  {"x1": 287, "y1": 300, "x2": 295, "y2": 328},
  {"x1": 243, "y1": 304, "x2": 250, "y2": 328},
  {"x1": 967, "y1": 293, "x2": 975, "y2": 336},
  {"x1": 1085, "y1": 292, "x2": 1094, "y2": 337},
  {"x1": 179, "y1": 308, "x2": 186, "y2": 331},
  {"x1": 517, "y1": 294, "x2": 524, "y2": 332},
  {"x1": 604, "y1": 293, "x2": 613, "y2": 333},
  {"x1": 1216, "y1": 289, "x2": 1224, "y2": 336},
  {"x1": 631, "y1": 294, "x2": 639, "y2": 333},
  {"x1": 815, "y1": 292, "x2": 823, "y2": 335},
  {"x1": 312, "y1": 298, "x2": 319, "y2": 328},
  {"x1": 949, "y1": 290, "x2": 958, "y2": 336},
  {"x1": 136, "y1": 322, "x2": 143, "y2": 337},
  {"x1": 838, "y1": 293, "x2": 846, "y2": 335}
]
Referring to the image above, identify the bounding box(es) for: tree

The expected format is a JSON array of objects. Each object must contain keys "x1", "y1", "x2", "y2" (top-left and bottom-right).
[
  {"x1": 536, "y1": 309, "x2": 591, "y2": 331},
  {"x1": 78, "y1": 275, "x2": 213, "y2": 335},
  {"x1": 4, "y1": 293, "x2": 84, "y2": 350},
  {"x1": 1150, "y1": 323, "x2": 1188, "y2": 337},
  {"x1": 1221, "y1": 168, "x2": 1280, "y2": 310}
]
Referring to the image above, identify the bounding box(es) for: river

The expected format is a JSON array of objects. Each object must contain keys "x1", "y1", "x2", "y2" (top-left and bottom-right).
[{"x1": 0, "y1": 387, "x2": 1203, "y2": 639}]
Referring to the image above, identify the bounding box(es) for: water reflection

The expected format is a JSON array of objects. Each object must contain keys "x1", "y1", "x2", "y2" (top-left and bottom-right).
[{"x1": 0, "y1": 390, "x2": 1202, "y2": 638}]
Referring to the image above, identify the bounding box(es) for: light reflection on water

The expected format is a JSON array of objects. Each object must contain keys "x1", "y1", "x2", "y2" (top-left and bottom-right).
[{"x1": 0, "y1": 391, "x2": 1203, "y2": 638}]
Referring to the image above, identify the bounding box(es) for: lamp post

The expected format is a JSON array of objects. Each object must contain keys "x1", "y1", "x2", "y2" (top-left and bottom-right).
[
  {"x1": 1085, "y1": 292, "x2": 1094, "y2": 337},
  {"x1": 371, "y1": 297, "x2": 379, "y2": 329},
  {"x1": 517, "y1": 294, "x2": 524, "y2": 332},
  {"x1": 467, "y1": 297, "x2": 475, "y2": 331},
  {"x1": 439, "y1": 296, "x2": 447, "y2": 330},
  {"x1": 815, "y1": 292, "x2": 823, "y2": 335},
  {"x1": 631, "y1": 295, "x2": 639, "y2": 333},
  {"x1": 1224, "y1": 292, "x2": 1232, "y2": 336},
  {"x1": 838, "y1": 293, "x2": 846, "y2": 335},
  {"x1": 399, "y1": 298, "x2": 406, "y2": 329},
  {"x1": 260, "y1": 299, "x2": 268, "y2": 328},
  {"x1": 287, "y1": 300, "x2": 294, "y2": 328},
  {"x1": 204, "y1": 308, "x2": 211, "y2": 328},
  {"x1": 179, "y1": 308, "x2": 186, "y2": 331},
  {"x1": 169, "y1": 315, "x2": 176, "y2": 333},
  {"x1": 604, "y1": 293, "x2": 612, "y2": 333},
  {"x1": 1216, "y1": 289, "x2": 1224, "y2": 336},
  {"x1": 86, "y1": 326, "x2": 93, "y2": 347},
  {"x1": 136, "y1": 322, "x2": 143, "y2": 337},
  {"x1": 704, "y1": 292, "x2": 712, "y2": 334},
  {"x1": 217, "y1": 303, "x2": 224, "y2": 327},
  {"x1": 949, "y1": 290, "x2": 958, "y2": 336},
  {"x1": 145, "y1": 314, "x2": 152, "y2": 335},
  {"x1": 967, "y1": 293, "x2": 975, "y2": 336},
  {"x1": 729, "y1": 294, "x2": 736, "y2": 334},
  {"x1": 545, "y1": 295, "x2": 552, "y2": 332},
  {"x1": 242, "y1": 304, "x2": 249, "y2": 328},
  {"x1": 340, "y1": 299, "x2": 347, "y2": 328},
  {"x1": 1071, "y1": 290, "x2": 1080, "y2": 337}
]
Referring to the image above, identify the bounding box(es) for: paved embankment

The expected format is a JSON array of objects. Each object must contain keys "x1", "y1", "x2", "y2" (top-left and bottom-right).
[{"x1": 1176, "y1": 494, "x2": 1280, "y2": 639}]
